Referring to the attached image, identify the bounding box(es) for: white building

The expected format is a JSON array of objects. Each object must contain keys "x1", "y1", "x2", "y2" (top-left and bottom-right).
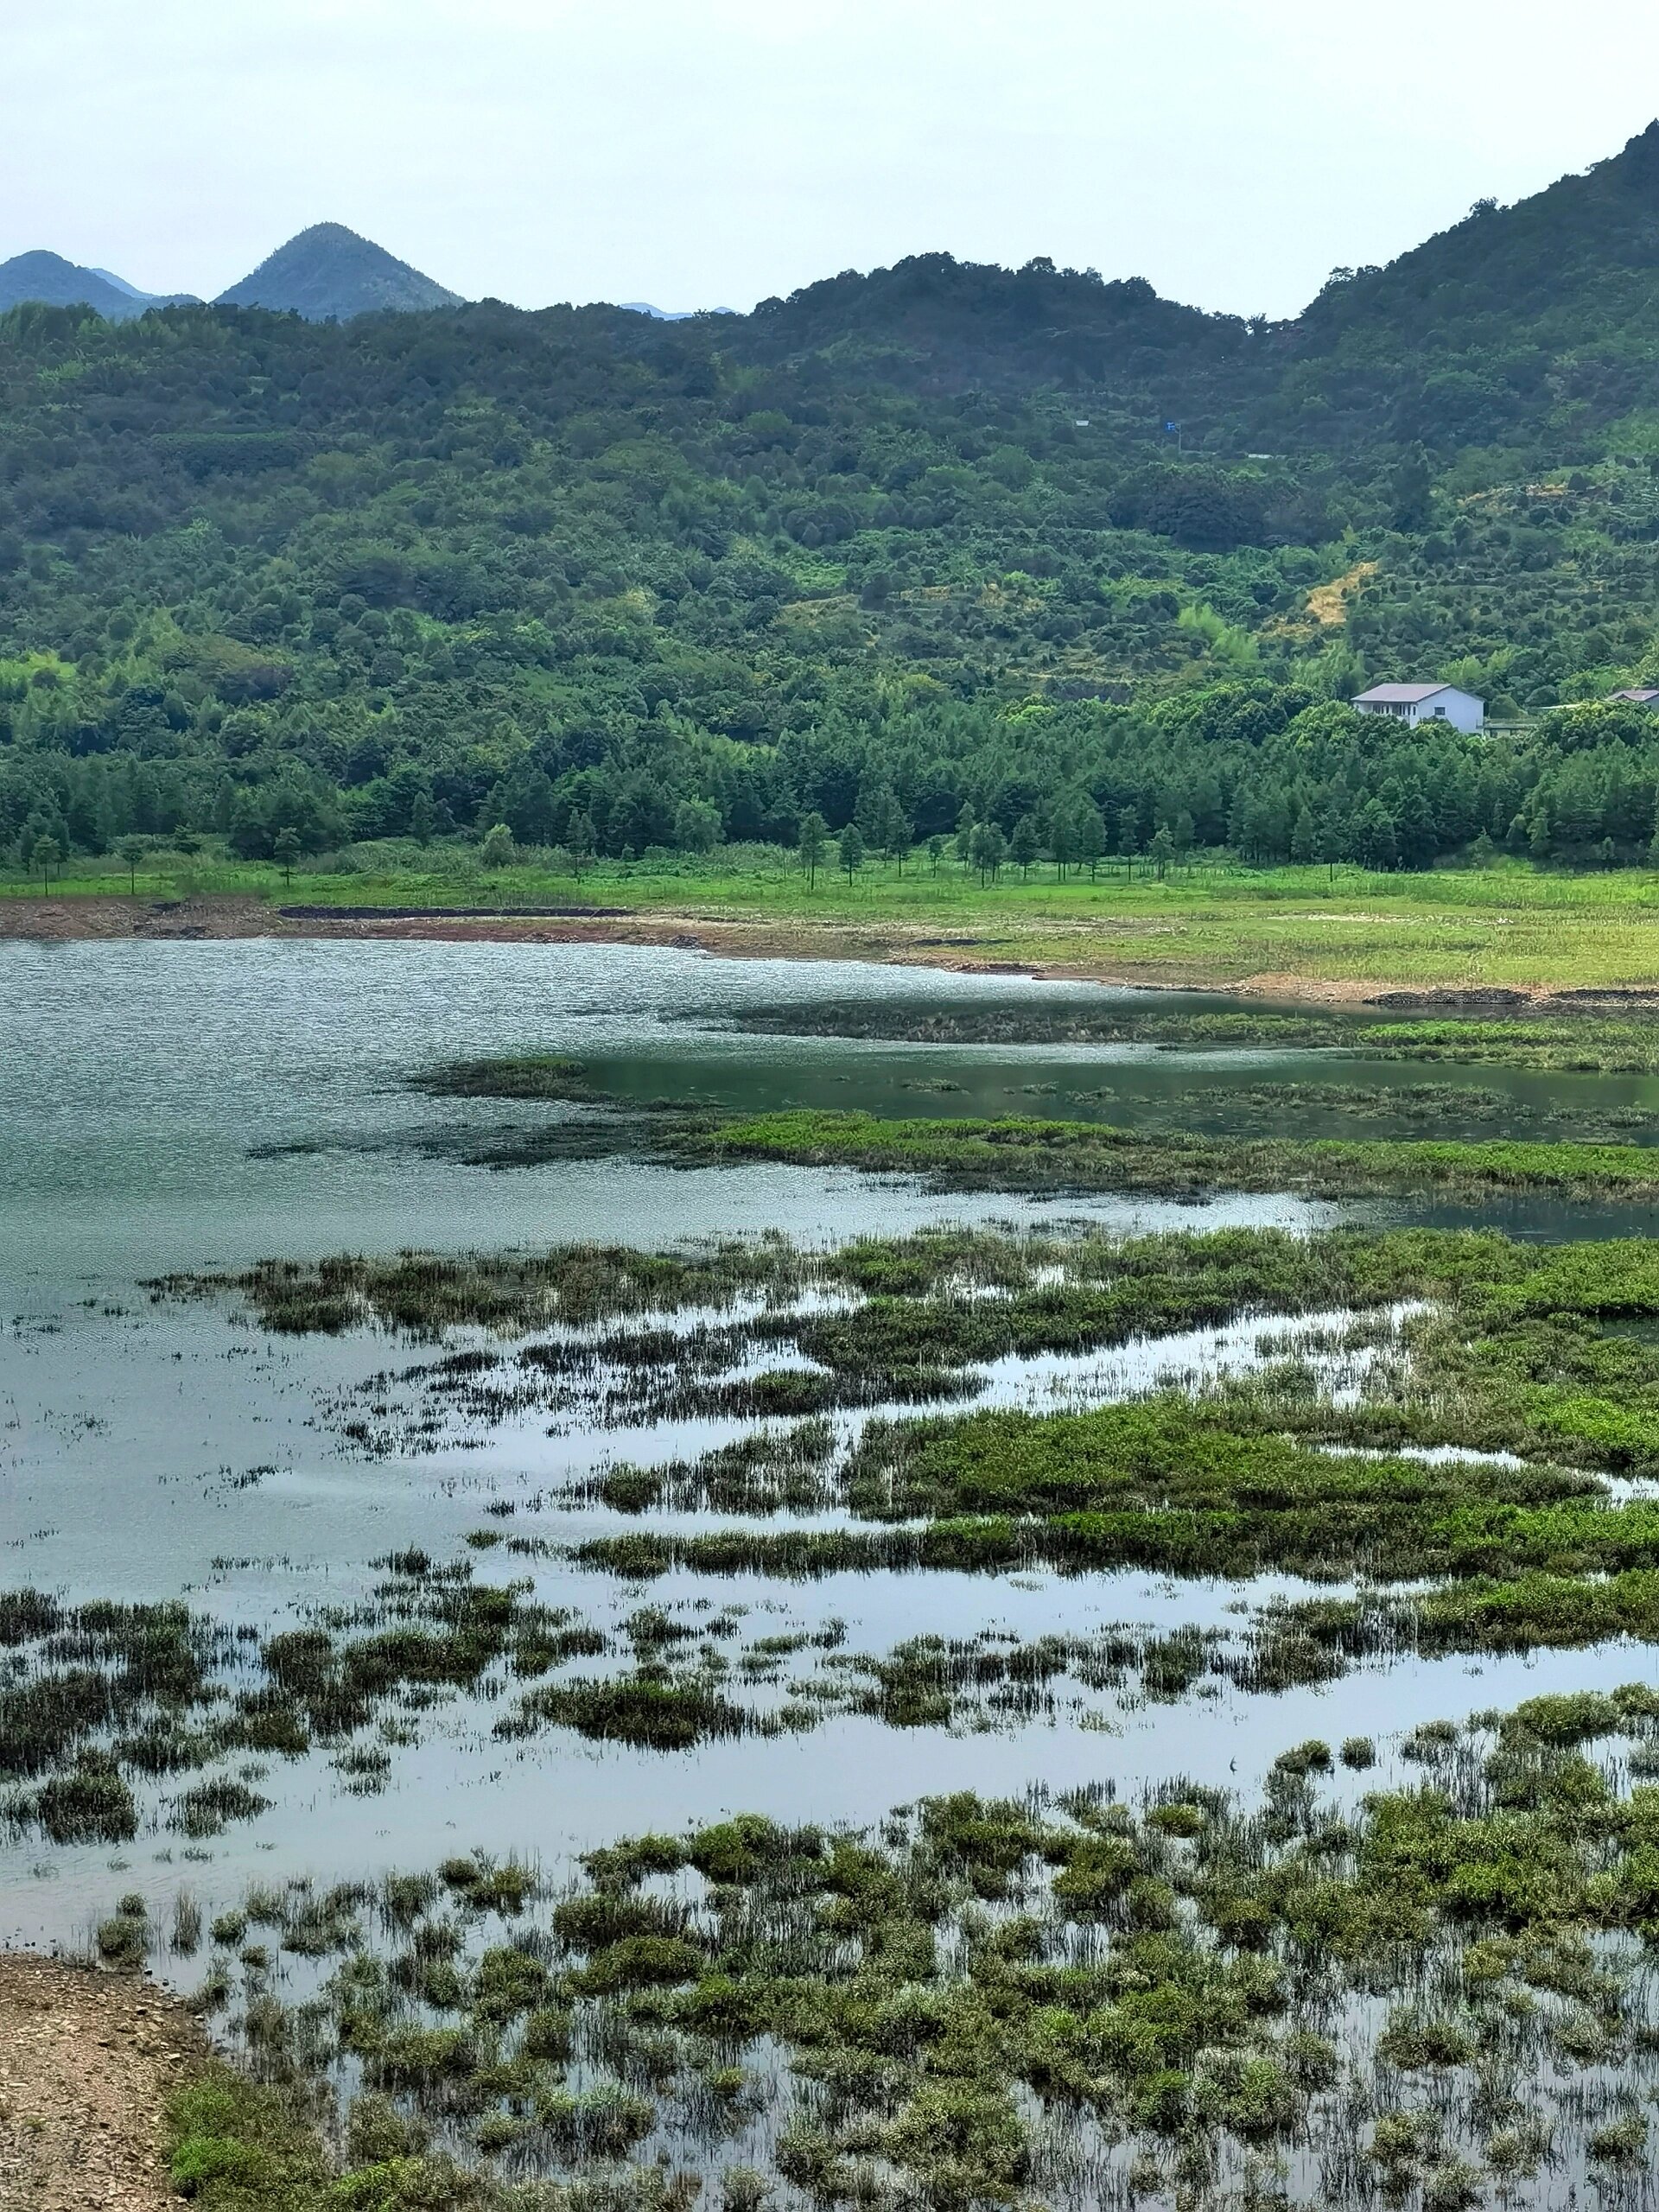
[{"x1": 1352, "y1": 682, "x2": 1484, "y2": 733}]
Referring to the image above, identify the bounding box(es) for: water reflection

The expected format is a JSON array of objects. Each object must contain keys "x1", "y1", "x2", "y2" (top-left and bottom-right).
[{"x1": 3, "y1": 937, "x2": 1656, "y2": 1974}]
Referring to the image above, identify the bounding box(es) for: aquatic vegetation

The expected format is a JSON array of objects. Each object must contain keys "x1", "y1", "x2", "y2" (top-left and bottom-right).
[
  {"x1": 585, "y1": 1420, "x2": 840, "y2": 1518},
  {"x1": 0, "y1": 1596, "x2": 226, "y2": 1777},
  {"x1": 148, "y1": 1214, "x2": 1414, "y2": 1357},
  {"x1": 842, "y1": 1393, "x2": 1605, "y2": 1560},
  {"x1": 499, "y1": 1674, "x2": 760, "y2": 1752},
  {"x1": 135, "y1": 1218, "x2": 1659, "y2": 1763},
  {"x1": 31, "y1": 1757, "x2": 138, "y2": 1844},
  {"x1": 35, "y1": 965, "x2": 1659, "y2": 2212},
  {"x1": 161, "y1": 1219, "x2": 1620, "y2": 1477},
  {"x1": 704, "y1": 1108, "x2": 1659, "y2": 1203},
  {"x1": 415, "y1": 1056, "x2": 602, "y2": 1101},
  {"x1": 7, "y1": 1562, "x2": 1287, "y2": 1815},
  {"x1": 0, "y1": 1567, "x2": 627, "y2": 1844},
  {"x1": 460, "y1": 1224, "x2": 1659, "y2": 1602},
  {"x1": 1057, "y1": 1077, "x2": 1654, "y2": 1145},
  {"x1": 138, "y1": 1694, "x2": 1659, "y2": 2207},
  {"x1": 41, "y1": 1134, "x2": 1659, "y2": 2210},
  {"x1": 38, "y1": 1204, "x2": 1659, "y2": 2181},
  {"x1": 159, "y1": 1222, "x2": 1470, "y2": 1472},
  {"x1": 95, "y1": 1891, "x2": 150, "y2": 1970},
  {"x1": 712, "y1": 995, "x2": 1659, "y2": 1074},
  {"x1": 382, "y1": 1043, "x2": 1659, "y2": 1169},
  {"x1": 171, "y1": 1776, "x2": 274, "y2": 1838},
  {"x1": 153, "y1": 1235, "x2": 814, "y2": 1338},
  {"x1": 174, "y1": 1214, "x2": 1659, "y2": 1500}
]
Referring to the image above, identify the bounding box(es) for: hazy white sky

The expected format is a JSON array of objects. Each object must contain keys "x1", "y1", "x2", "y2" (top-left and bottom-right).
[{"x1": 8, "y1": 0, "x2": 1659, "y2": 317}]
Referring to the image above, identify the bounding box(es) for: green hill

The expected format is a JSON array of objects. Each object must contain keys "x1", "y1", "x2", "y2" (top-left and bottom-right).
[
  {"x1": 214, "y1": 223, "x2": 463, "y2": 321},
  {"x1": 734, "y1": 252, "x2": 1253, "y2": 393},
  {"x1": 6, "y1": 130, "x2": 1659, "y2": 880},
  {"x1": 1273, "y1": 121, "x2": 1659, "y2": 459},
  {"x1": 0, "y1": 251, "x2": 196, "y2": 321}
]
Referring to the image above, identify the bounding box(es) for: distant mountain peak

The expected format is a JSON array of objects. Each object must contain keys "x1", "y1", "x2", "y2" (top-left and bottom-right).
[
  {"x1": 621, "y1": 302, "x2": 737, "y2": 321},
  {"x1": 86, "y1": 265, "x2": 150, "y2": 299},
  {"x1": 215, "y1": 224, "x2": 463, "y2": 321},
  {"x1": 0, "y1": 249, "x2": 198, "y2": 320}
]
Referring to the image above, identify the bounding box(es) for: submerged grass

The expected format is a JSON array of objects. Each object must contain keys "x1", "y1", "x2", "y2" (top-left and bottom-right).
[
  {"x1": 156, "y1": 1217, "x2": 1639, "y2": 1488},
  {"x1": 837, "y1": 1395, "x2": 1640, "y2": 1580},
  {"x1": 170, "y1": 1219, "x2": 1659, "y2": 1357},
  {"x1": 712, "y1": 995, "x2": 1659, "y2": 1072},
  {"x1": 153, "y1": 1236, "x2": 811, "y2": 1338},
  {"x1": 0, "y1": 1566, "x2": 626, "y2": 1843},
  {"x1": 139, "y1": 1692, "x2": 1659, "y2": 2209},
  {"x1": 6, "y1": 1567, "x2": 1232, "y2": 1796},
  {"x1": 413, "y1": 1056, "x2": 601, "y2": 1102},
  {"x1": 133, "y1": 1224, "x2": 1659, "y2": 1697},
  {"x1": 1056, "y1": 1078, "x2": 1654, "y2": 1145}
]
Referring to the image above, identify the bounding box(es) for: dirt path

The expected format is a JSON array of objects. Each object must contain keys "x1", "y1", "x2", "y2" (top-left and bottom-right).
[{"x1": 0, "y1": 1955, "x2": 200, "y2": 2211}]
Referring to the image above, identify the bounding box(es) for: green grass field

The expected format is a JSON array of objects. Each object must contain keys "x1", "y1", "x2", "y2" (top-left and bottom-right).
[
  {"x1": 705, "y1": 1109, "x2": 1659, "y2": 1199},
  {"x1": 10, "y1": 842, "x2": 1659, "y2": 995}
]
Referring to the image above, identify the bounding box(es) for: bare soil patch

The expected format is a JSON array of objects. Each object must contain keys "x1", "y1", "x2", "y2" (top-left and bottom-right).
[
  {"x1": 0, "y1": 1955, "x2": 200, "y2": 2212},
  {"x1": 0, "y1": 894, "x2": 278, "y2": 942}
]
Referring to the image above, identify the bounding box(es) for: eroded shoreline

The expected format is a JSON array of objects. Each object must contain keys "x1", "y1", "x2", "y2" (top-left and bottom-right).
[{"x1": 10, "y1": 890, "x2": 1657, "y2": 1012}]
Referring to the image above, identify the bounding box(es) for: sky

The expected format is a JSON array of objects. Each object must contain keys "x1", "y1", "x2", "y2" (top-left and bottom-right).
[{"x1": 8, "y1": 0, "x2": 1659, "y2": 320}]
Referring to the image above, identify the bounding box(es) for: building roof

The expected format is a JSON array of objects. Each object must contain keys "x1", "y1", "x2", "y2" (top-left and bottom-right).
[
  {"x1": 1353, "y1": 682, "x2": 1460, "y2": 704},
  {"x1": 1608, "y1": 688, "x2": 1659, "y2": 703}
]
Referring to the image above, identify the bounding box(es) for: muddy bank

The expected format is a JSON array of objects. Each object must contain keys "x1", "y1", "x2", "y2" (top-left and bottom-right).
[
  {"x1": 0, "y1": 892, "x2": 1646, "y2": 1013},
  {"x1": 0, "y1": 1954, "x2": 201, "y2": 2211}
]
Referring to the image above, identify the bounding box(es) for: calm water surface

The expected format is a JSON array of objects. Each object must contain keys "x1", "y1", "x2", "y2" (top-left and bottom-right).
[
  {"x1": 3, "y1": 938, "x2": 1354, "y2": 1283},
  {"x1": 7, "y1": 936, "x2": 1659, "y2": 1281},
  {"x1": 2, "y1": 939, "x2": 1653, "y2": 1957}
]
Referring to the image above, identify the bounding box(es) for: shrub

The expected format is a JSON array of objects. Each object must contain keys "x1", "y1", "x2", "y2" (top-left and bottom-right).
[
  {"x1": 1378, "y1": 2011, "x2": 1475, "y2": 2069},
  {"x1": 575, "y1": 1935, "x2": 705, "y2": 1993},
  {"x1": 35, "y1": 1762, "x2": 137, "y2": 1844}
]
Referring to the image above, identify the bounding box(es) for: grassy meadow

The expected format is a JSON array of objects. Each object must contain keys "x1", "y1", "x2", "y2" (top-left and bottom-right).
[{"x1": 12, "y1": 840, "x2": 1659, "y2": 995}]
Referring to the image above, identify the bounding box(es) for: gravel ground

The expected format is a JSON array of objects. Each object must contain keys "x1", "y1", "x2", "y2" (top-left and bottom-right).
[{"x1": 0, "y1": 1955, "x2": 200, "y2": 2211}]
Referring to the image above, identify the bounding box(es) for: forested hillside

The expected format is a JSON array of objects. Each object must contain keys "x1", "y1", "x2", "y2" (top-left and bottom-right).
[{"x1": 8, "y1": 124, "x2": 1659, "y2": 876}]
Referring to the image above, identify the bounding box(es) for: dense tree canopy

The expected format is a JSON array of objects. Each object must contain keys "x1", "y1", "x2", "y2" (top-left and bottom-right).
[{"x1": 10, "y1": 125, "x2": 1659, "y2": 874}]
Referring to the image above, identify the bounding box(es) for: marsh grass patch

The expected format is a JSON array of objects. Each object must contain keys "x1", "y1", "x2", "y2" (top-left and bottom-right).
[{"x1": 137, "y1": 1694, "x2": 1659, "y2": 2208}]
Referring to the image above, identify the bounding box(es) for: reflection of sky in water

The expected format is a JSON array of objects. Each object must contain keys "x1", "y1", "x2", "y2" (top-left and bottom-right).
[
  {"x1": 3, "y1": 938, "x2": 1342, "y2": 1281},
  {"x1": 3, "y1": 938, "x2": 1656, "y2": 1955},
  {"x1": 7, "y1": 934, "x2": 1659, "y2": 1281}
]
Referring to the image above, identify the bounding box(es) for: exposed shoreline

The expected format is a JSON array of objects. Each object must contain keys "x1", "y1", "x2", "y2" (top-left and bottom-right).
[
  {"x1": 0, "y1": 891, "x2": 1635, "y2": 1013},
  {"x1": 0, "y1": 1953, "x2": 200, "y2": 2210}
]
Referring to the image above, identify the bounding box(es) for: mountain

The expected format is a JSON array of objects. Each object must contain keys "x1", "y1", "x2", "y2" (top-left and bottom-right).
[
  {"x1": 0, "y1": 226, "x2": 461, "y2": 327},
  {"x1": 1300, "y1": 121, "x2": 1659, "y2": 349},
  {"x1": 721, "y1": 251, "x2": 1257, "y2": 403},
  {"x1": 11, "y1": 115, "x2": 1659, "y2": 887},
  {"x1": 0, "y1": 250, "x2": 196, "y2": 320},
  {"x1": 86, "y1": 267, "x2": 153, "y2": 300},
  {"x1": 1262, "y1": 121, "x2": 1659, "y2": 454},
  {"x1": 717, "y1": 120, "x2": 1659, "y2": 430},
  {"x1": 215, "y1": 224, "x2": 463, "y2": 321},
  {"x1": 621, "y1": 302, "x2": 738, "y2": 321}
]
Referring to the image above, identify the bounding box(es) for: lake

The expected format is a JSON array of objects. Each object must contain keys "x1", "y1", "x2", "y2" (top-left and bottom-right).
[{"x1": 1, "y1": 938, "x2": 1653, "y2": 1972}]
